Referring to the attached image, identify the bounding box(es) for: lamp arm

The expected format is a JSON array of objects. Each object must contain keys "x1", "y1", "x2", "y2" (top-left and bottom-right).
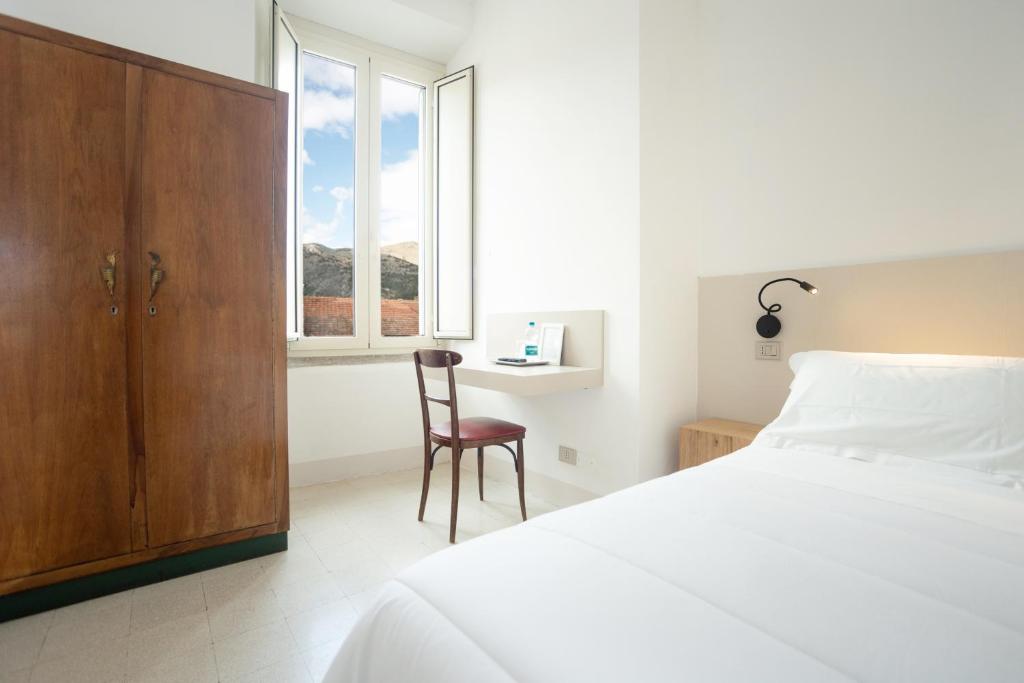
[{"x1": 757, "y1": 277, "x2": 803, "y2": 314}]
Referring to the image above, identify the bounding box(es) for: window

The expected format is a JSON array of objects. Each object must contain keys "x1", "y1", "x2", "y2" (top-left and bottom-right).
[
  {"x1": 276, "y1": 15, "x2": 446, "y2": 351},
  {"x1": 273, "y1": 9, "x2": 299, "y2": 338},
  {"x1": 377, "y1": 76, "x2": 425, "y2": 337},
  {"x1": 300, "y1": 52, "x2": 357, "y2": 338}
]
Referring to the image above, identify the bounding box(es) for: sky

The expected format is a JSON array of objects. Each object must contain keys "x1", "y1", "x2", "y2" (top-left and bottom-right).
[{"x1": 301, "y1": 52, "x2": 423, "y2": 250}]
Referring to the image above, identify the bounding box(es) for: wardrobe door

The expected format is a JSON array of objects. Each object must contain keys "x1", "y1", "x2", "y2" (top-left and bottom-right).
[
  {"x1": 0, "y1": 31, "x2": 131, "y2": 579},
  {"x1": 139, "y1": 68, "x2": 278, "y2": 547}
]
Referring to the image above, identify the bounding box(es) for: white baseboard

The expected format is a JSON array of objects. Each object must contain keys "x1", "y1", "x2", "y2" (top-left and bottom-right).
[{"x1": 289, "y1": 447, "x2": 597, "y2": 509}]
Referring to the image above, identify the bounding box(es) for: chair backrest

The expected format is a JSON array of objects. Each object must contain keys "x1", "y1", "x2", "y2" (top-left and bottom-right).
[{"x1": 413, "y1": 349, "x2": 463, "y2": 448}]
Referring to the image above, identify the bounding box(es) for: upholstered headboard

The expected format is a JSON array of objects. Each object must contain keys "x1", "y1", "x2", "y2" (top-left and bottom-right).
[{"x1": 698, "y1": 250, "x2": 1024, "y2": 425}]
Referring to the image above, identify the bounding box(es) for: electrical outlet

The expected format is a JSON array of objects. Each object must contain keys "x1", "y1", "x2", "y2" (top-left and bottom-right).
[
  {"x1": 558, "y1": 445, "x2": 578, "y2": 466},
  {"x1": 756, "y1": 340, "x2": 781, "y2": 360}
]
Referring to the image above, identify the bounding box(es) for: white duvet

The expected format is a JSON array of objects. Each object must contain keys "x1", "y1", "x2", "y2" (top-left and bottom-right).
[{"x1": 325, "y1": 446, "x2": 1024, "y2": 682}]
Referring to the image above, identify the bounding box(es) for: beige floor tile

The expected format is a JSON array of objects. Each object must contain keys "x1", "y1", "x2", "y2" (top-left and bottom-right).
[
  {"x1": 290, "y1": 511, "x2": 351, "y2": 538},
  {"x1": 258, "y1": 553, "x2": 330, "y2": 592},
  {"x1": 222, "y1": 653, "x2": 314, "y2": 683},
  {"x1": 0, "y1": 612, "x2": 52, "y2": 643},
  {"x1": 329, "y1": 558, "x2": 394, "y2": 597},
  {"x1": 0, "y1": 668, "x2": 31, "y2": 683},
  {"x1": 202, "y1": 568, "x2": 272, "y2": 611},
  {"x1": 29, "y1": 636, "x2": 128, "y2": 683},
  {"x1": 300, "y1": 523, "x2": 360, "y2": 551},
  {"x1": 58, "y1": 590, "x2": 134, "y2": 616},
  {"x1": 126, "y1": 612, "x2": 211, "y2": 675},
  {"x1": 38, "y1": 600, "x2": 131, "y2": 662},
  {"x1": 0, "y1": 627, "x2": 45, "y2": 675},
  {"x1": 273, "y1": 576, "x2": 345, "y2": 617},
  {"x1": 377, "y1": 545, "x2": 436, "y2": 573},
  {"x1": 131, "y1": 573, "x2": 203, "y2": 602},
  {"x1": 314, "y1": 539, "x2": 380, "y2": 573},
  {"x1": 207, "y1": 590, "x2": 283, "y2": 642},
  {"x1": 213, "y1": 620, "x2": 299, "y2": 680},
  {"x1": 125, "y1": 641, "x2": 217, "y2": 683},
  {"x1": 285, "y1": 600, "x2": 359, "y2": 649},
  {"x1": 130, "y1": 579, "x2": 207, "y2": 632},
  {"x1": 199, "y1": 557, "x2": 264, "y2": 586}
]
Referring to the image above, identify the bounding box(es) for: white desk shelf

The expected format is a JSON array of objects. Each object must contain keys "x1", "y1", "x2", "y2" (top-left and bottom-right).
[
  {"x1": 427, "y1": 309, "x2": 605, "y2": 396},
  {"x1": 424, "y1": 362, "x2": 603, "y2": 396}
]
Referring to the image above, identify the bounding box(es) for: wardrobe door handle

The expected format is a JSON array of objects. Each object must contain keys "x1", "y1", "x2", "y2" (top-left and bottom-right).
[
  {"x1": 100, "y1": 251, "x2": 116, "y2": 297},
  {"x1": 148, "y1": 251, "x2": 164, "y2": 302}
]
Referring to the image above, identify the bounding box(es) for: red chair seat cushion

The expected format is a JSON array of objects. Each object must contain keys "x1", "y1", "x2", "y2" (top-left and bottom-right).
[{"x1": 430, "y1": 417, "x2": 526, "y2": 443}]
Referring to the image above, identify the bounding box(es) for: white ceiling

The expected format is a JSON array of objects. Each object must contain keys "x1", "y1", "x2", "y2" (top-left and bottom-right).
[{"x1": 278, "y1": 0, "x2": 474, "y2": 65}]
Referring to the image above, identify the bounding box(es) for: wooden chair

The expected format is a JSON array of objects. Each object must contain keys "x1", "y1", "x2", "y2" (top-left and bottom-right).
[{"x1": 413, "y1": 349, "x2": 527, "y2": 543}]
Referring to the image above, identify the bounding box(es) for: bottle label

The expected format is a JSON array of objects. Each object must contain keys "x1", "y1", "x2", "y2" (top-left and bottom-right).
[{"x1": 524, "y1": 345, "x2": 539, "y2": 357}]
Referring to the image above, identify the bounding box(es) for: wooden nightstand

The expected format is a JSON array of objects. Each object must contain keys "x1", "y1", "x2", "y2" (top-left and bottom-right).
[{"x1": 678, "y1": 418, "x2": 764, "y2": 470}]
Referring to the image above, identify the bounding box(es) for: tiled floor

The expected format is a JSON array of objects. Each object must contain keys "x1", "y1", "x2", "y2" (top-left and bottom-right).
[{"x1": 0, "y1": 466, "x2": 559, "y2": 682}]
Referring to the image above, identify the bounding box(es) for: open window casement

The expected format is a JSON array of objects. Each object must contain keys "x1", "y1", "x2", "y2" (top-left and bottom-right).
[{"x1": 432, "y1": 66, "x2": 474, "y2": 340}]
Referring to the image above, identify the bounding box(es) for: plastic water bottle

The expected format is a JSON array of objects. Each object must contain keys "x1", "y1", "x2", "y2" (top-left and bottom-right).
[{"x1": 521, "y1": 321, "x2": 540, "y2": 358}]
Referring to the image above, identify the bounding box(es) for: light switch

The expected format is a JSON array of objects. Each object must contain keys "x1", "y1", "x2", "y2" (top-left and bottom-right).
[{"x1": 756, "y1": 340, "x2": 781, "y2": 360}]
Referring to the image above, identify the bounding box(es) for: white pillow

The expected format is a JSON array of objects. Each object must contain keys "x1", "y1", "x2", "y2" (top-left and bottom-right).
[{"x1": 754, "y1": 351, "x2": 1024, "y2": 488}]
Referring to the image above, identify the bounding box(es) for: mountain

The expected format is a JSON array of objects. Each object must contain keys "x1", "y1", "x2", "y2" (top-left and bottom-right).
[
  {"x1": 379, "y1": 249, "x2": 420, "y2": 300},
  {"x1": 303, "y1": 243, "x2": 419, "y2": 300},
  {"x1": 303, "y1": 243, "x2": 354, "y2": 296},
  {"x1": 381, "y1": 241, "x2": 419, "y2": 266}
]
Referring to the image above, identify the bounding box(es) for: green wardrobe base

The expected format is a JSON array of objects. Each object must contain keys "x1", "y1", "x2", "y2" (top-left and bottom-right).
[{"x1": 0, "y1": 532, "x2": 288, "y2": 623}]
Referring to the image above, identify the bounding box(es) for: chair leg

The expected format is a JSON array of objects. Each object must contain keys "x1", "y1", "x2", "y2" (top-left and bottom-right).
[
  {"x1": 450, "y1": 448, "x2": 462, "y2": 543},
  {"x1": 477, "y1": 447, "x2": 484, "y2": 501},
  {"x1": 516, "y1": 439, "x2": 527, "y2": 521},
  {"x1": 418, "y1": 442, "x2": 431, "y2": 522}
]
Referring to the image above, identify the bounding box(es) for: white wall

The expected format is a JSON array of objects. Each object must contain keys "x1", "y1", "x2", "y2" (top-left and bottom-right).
[
  {"x1": 0, "y1": 0, "x2": 258, "y2": 82},
  {"x1": 447, "y1": 0, "x2": 643, "y2": 495},
  {"x1": 288, "y1": 363, "x2": 422, "y2": 461},
  {"x1": 287, "y1": 361, "x2": 434, "y2": 484},
  {"x1": 696, "y1": 0, "x2": 1024, "y2": 276},
  {"x1": 636, "y1": 0, "x2": 701, "y2": 481}
]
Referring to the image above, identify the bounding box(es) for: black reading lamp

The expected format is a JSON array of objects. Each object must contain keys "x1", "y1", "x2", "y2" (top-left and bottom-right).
[{"x1": 756, "y1": 277, "x2": 818, "y2": 339}]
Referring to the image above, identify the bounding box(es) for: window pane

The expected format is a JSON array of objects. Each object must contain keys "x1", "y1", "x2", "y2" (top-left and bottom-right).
[
  {"x1": 379, "y1": 76, "x2": 425, "y2": 337},
  {"x1": 301, "y1": 52, "x2": 356, "y2": 337},
  {"x1": 434, "y1": 69, "x2": 474, "y2": 339},
  {"x1": 274, "y1": 17, "x2": 298, "y2": 338}
]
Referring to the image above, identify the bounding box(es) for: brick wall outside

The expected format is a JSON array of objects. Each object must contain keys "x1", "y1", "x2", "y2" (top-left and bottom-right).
[
  {"x1": 303, "y1": 296, "x2": 420, "y2": 337},
  {"x1": 380, "y1": 299, "x2": 420, "y2": 337}
]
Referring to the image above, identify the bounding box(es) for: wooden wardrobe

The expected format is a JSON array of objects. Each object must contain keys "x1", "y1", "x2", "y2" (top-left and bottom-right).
[{"x1": 0, "y1": 15, "x2": 288, "y2": 605}]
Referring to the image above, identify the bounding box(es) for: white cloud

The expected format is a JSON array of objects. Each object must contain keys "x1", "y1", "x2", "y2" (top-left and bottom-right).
[
  {"x1": 379, "y1": 151, "x2": 421, "y2": 245},
  {"x1": 303, "y1": 89, "x2": 354, "y2": 135},
  {"x1": 312, "y1": 185, "x2": 324, "y2": 192},
  {"x1": 302, "y1": 185, "x2": 354, "y2": 248},
  {"x1": 381, "y1": 77, "x2": 423, "y2": 121},
  {"x1": 303, "y1": 54, "x2": 355, "y2": 92},
  {"x1": 302, "y1": 148, "x2": 315, "y2": 165},
  {"x1": 330, "y1": 185, "x2": 354, "y2": 204}
]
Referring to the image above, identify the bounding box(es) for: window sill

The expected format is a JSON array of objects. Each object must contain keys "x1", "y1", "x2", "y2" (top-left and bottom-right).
[
  {"x1": 286, "y1": 342, "x2": 445, "y2": 368},
  {"x1": 287, "y1": 351, "x2": 415, "y2": 368}
]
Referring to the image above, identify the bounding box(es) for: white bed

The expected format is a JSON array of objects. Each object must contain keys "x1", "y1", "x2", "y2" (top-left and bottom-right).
[{"x1": 326, "y1": 352, "x2": 1024, "y2": 682}]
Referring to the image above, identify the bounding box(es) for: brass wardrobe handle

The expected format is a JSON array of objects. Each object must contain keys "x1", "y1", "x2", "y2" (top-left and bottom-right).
[
  {"x1": 100, "y1": 251, "x2": 116, "y2": 297},
  {"x1": 148, "y1": 251, "x2": 164, "y2": 302}
]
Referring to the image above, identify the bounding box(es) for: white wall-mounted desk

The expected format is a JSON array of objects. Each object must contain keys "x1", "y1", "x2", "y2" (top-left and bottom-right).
[
  {"x1": 426, "y1": 309, "x2": 605, "y2": 396},
  {"x1": 424, "y1": 361, "x2": 603, "y2": 396}
]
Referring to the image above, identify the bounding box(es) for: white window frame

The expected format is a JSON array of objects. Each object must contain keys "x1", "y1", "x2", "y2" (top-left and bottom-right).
[
  {"x1": 273, "y1": 6, "x2": 300, "y2": 340},
  {"x1": 282, "y1": 15, "x2": 443, "y2": 353}
]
